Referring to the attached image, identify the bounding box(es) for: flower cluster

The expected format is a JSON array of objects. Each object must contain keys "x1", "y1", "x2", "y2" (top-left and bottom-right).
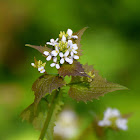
[
  {"x1": 98, "y1": 108, "x2": 128, "y2": 130},
  {"x1": 31, "y1": 60, "x2": 46, "y2": 73},
  {"x1": 43, "y1": 29, "x2": 79, "y2": 69}
]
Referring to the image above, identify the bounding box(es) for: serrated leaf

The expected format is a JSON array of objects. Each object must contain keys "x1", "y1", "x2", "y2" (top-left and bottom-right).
[
  {"x1": 21, "y1": 90, "x2": 64, "y2": 140},
  {"x1": 25, "y1": 44, "x2": 52, "y2": 53},
  {"x1": 58, "y1": 61, "x2": 89, "y2": 77},
  {"x1": 68, "y1": 64, "x2": 128, "y2": 102},
  {"x1": 73, "y1": 27, "x2": 88, "y2": 56},
  {"x1": 32, "y1": 74, "x2": 66, "y2": 106}
]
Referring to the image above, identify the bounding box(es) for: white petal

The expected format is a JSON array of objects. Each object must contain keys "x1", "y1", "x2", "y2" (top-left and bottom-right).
[
  {"x1": 31, "y1": 63, "x2": 35, "y2": 67},
  {"x1": 50, "y1": 39, "x2": 55, "y2": 43},
  {"x1": 60, "y1": 58, "x2": 65, "y2": 64},
  {"x1": 67, "y1": 29, "x2": 73, "y2": 37},
  {"x1": 55, "y1": 38, "x2": 59, "y2": 42},
  {"x1": 43, "y1": 51, "x2": 49, "y2": 56},
  {"x1": 71, "y1": 51, "x2": 74, "y2": 57},
  {"x1": 55, "y1": 46, "x2": 59, "y2": 51},
  {"x1": 72, "y1": 44, "x2": 78, "y2": 50},
  {"x1": 50, "y1": 63, "x2": 56, "y2": 67},
  {"x1": 56, "y1": 64, "x2": 60, "y2": 69},
  {"x1": 116, "y1": 118, "x2": 128, "y2": 130},
  {"x1": 62, "y1": 35, "x2": 66, "y2": 42},
  {"x1": 64, "y1": 50, "x2": 69, "y2": 57},
  {"x1": 53, "y1": 57, "x2": 57, "y2": 63},
  {"x1": 65, "y1": 58, "x2": 70, "y2": 63},
  {"x1": 73, "y1": 50, "x2": 77, "y2": 54},
  {"x1": 51, "y1": 50, "x2": 58, "y2": 56},
  {"x1": 59, "y1": 52, "x2": 64, "y2": 57},
  {"x1": 69, "y1": 59, "x2": 73, "y2": 64},
  {"x1": 46, "y1": 42, "x2": 52, "y2": 45},
  {"x1": 38, "y1": 66, "x2": 44, "y2": 71},
  {"x1": 46, "y1": 55, "x2": 52, "y2": 61},
  {"x1": 74, "y1": 55, "x2": 79, "y2": 60},
  {"x1": 40, "y1": 69, "x2": 45, "y2": 73},
  {"x1": 68, "y1": 40, "x2": 73, "y2": 47},
  {"x1": 71, "y1": 35, "x2": 78, "y2": 39}
]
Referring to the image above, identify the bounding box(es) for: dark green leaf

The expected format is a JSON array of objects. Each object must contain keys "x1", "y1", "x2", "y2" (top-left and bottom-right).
[
  {"x1": 32, "y1": 74, "x2": 66, "y2": 106},
  {"x1": 58, "y1": 61, "x2": 89, "y2": 77}
]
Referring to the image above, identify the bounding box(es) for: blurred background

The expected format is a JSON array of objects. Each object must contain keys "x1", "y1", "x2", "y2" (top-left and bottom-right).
[{"x1": 0, "y1": 0, "x2": 140, "y2": 139}]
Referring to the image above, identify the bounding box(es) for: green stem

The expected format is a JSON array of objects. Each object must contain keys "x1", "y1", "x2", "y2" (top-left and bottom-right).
[{"x1": 39, "y1": 89, "x2": 59, "y2": 140}]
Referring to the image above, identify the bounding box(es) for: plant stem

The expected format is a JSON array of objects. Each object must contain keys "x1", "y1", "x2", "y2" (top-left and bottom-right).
[{"x1": 39, "y1": 89, "x2": 59, "y2": 140}]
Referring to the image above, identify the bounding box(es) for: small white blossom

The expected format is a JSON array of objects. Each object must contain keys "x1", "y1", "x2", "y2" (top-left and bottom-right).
[
  {"x1": 38, "y1": 66, "x2": 45, "y2": 73},
  {"x1": 46, "y1": 38, "x2": 59, "y2": 46},
  {"x1": 68, "y1": 40, "x2": 78, "y2": 56},
  {"x1": 67, "y1": 29, "x2": 78, "y2": 39},
  {"x1": 98, "y1": 108, "x2": 128, "y2": 131},
  {"x1": 51, "y1": 46, "x2": 59, "y2": 56},
  {"x1": 59, "y1": 51, "x2": 70, "y2": 64}
]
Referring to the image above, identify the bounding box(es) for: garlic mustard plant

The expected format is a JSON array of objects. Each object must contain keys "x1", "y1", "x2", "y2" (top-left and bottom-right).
[{"x1": 21, "y1": 27, "x2": 129, "y2": 140}]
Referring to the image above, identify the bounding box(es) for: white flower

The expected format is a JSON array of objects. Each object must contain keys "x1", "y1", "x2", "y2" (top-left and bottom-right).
[
  {"x1": 50, "y1": 63, "x2": 60, "y2": 69},
  {"x1": 98, "y1": 108, "x2": 128, "y2": 131},
  {"x1": 116, "y1": 118, "x2": 128, "y2": 130},
  {"x1": 51, "y1": 46, "x2": 59, "y2": 56},
  {"x1": 46, "y1": 38, "x2": 59, "y2": 46},
  {"x1": 67, "y1": 29, "x2": 78, "y2": 39},
  {"x1": 68, "y1": 40, "x2": 78, "y2": 56},
  {"x1": 59, "y1": 51, "x2": 70, "y2": 64},
  {"x1": 38, "y1": 66, "x2": 45, "y2": 73}
]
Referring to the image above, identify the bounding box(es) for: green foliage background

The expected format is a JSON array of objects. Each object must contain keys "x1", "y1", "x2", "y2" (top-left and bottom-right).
[{"x1": 0, "y1": 0, "x2": 140, "y2": 139}]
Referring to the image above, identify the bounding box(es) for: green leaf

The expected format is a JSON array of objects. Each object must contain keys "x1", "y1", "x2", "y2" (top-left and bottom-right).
[
  {"x1": 20, "y1": 98, "x2": 49, "y2": 128},
  {"x1": 32, "y1": 74, "x2": 66, "y2": 106},
  {"x1": 25, "y1": 44, "x2": 52, "y2": 54},
  {"x1": 58, "y1": 61, "x2": 89, "y2": 77},
  {"x1": 21, "y1": 90, "x2": 64, "y2": 140},
  {"x1": 68, "y1": 64, "x2": 128, "y2": 102},
  {"x1": 73, "y1": 27, "x2": 88, "y2": 56}
]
